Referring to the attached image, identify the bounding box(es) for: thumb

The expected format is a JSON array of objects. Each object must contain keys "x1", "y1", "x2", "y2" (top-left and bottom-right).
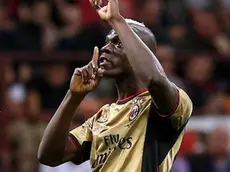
[
  {"x1": 91, "y1": 68, "x2": 104, "y2": 88},
  {"x1": 94, "y1": 68, "x2": 104, "y2": 83},
  {"x1": 97, "y1": 6, "x2": 108, "y2": 18},
  {"x1": 97, "y1": 68, "x2": 104, "y2": 78}
]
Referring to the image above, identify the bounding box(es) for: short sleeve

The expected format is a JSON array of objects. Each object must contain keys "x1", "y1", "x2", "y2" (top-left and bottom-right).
[
  {"x1": 151, "y1": 88, "x2": 193, "y2": 135},
  {"x1": 169, "y1": 89, "x2": 193, "y2": 130},
  {"x1": 69, "y1": 117, "x2": 94, "y2": 148},
  {"x1": 68, "y1": 117, "x2": 94, "y2": 164},
  {"x1": 68, "y1": 105, "x2": 108, "y2": 163}
]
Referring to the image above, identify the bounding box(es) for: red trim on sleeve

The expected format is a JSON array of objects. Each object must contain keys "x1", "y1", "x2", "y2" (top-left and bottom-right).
[
  {"x1": 117, "y1": 89, "x2": 148, "y2": 104},
  {"x1": 156, "y1": 167, "x2": 159, "y2": 172},
  {"x1": 157, "y1": 88, "x2": 180, "y2": 118},
  {"x1": 69, "y1": 134, "x2": 81, "y2": 150},
  {"x1": 68, "y1": 134, "x2": 84, "y2": 164}
]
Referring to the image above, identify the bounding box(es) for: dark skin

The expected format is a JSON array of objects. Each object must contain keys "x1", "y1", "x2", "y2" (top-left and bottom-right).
[{"x1": 38, "y1": 0, "x2": 177, "y2": 166}]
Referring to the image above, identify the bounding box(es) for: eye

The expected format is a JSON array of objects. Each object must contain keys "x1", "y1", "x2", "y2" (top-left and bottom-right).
[
  {"x1": 105, "y1": 38, "x2": 109, "y2": 44},
  {"x1": 111, "y1": 37, "x2": 122, "y2": 48},
  {"x1": 115, "y1": 41, "x2": 123, "y2": 48}
]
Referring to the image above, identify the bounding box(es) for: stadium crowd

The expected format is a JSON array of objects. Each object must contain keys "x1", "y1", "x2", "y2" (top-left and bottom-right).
[{"x1": 0, "y1": 0, "x2": 230, "y2": 171}]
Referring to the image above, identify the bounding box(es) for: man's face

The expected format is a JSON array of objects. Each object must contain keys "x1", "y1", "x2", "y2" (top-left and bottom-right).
[{"x1": 99, "y1": 30, "x2": 131, "y2": 78}]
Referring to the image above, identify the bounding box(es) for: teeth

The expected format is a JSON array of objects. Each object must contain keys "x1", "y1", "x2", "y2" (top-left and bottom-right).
[{"x1": 100, "y1": 58, "x2": 107, "y2": 63}]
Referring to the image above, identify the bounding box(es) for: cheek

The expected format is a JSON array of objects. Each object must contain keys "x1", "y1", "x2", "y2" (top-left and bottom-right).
[
  {"x1": 113, "y1": 50, "x2": 127, "y2": 64},
  {"x1": 114, "y1": 57, "x2": 129, "y2": 71},
  {"x1": 111, "y1": 48, "x2": 131, "y2": 70}
]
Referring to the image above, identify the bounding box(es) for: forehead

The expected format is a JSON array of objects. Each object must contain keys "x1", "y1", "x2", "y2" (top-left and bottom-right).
[{"x1": 106, "y1": 29, "x2": 118, "y2": 41}]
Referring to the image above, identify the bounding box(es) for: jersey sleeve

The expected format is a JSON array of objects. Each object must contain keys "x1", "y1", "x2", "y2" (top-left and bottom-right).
[
  {"x1": 69, "y1": 117, "x2": 94, "y2": 146},
  {"x1": 69, "y1": 117, "x2": 94, "y2": 163},
  {"x1": 167, "y1": 88, "x2": 193, "y2": 130},
  {"x1": 151, "y1": 88, "x2": 193, "y2": 135},
  {"x1": 68, "y1": 105, "x2": 108, "y2": 164}
]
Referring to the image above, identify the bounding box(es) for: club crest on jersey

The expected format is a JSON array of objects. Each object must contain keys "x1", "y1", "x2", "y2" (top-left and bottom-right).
[{"x1": 129, "y1": 100, "x2": 140, "y2": 121}]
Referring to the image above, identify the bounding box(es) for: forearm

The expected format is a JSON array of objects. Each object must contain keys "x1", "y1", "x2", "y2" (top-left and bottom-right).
[
  {"x1": 110, "y1": 18, "x2": 165, "y2": 85},
  {"x1": 38, "y1": 90, "x2": 85, "y2": 164}
]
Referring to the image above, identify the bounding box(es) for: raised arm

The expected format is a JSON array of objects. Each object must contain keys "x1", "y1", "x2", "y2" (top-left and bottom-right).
[
  {"x1": 110, "y1": 19, "x2": 177, "y2": 115},
  {"x1": 91, "y1": 0, "x2": 177, "y2": 115},
  {"x1": 38, "y1": 47, "x2": 104, "y2": 166}
]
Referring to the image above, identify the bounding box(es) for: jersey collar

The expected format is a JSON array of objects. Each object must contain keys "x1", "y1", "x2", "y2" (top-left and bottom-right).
[{"x1": 117, "y1": 89, "x2": 148, "y2": 104}]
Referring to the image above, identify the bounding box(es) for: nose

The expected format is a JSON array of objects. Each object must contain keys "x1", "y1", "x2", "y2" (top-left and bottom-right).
[{"x1": 101, "y1": 43, "x2": 112, "y2": 54}]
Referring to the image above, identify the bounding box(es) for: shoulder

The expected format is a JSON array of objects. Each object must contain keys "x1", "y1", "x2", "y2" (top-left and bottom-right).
[
  {"x1": 92, "y1": 104, "x2": 110, "y2": 121},
  {"x1": 176, "y1": 87, "x2": 193, "y2": 115},
  {"x1": 150, "y1": 85, "x2": 193, "y2": 131},
  {"x1": 168, "y1": 82, "x2": 193, "y2": 115},
  {"x1": 168, "y1": 87, "x2": 193, "y2": 130}
]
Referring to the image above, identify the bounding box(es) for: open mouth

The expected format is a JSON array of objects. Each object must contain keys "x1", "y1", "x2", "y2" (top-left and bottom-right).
[
  {"x1": 99, "y1": 58, "x2": 111, "y2": 69},
  {"x1": 99, "y1": 57, "x2": 110, "y2": 64},
  {"x1": 99, "y1": 52, "x2": 112, "y2": 66}
]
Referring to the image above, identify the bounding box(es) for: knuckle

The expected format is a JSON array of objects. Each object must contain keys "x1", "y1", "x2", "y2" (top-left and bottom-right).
[
  {"x1": 87, "y1": 63, "x2": 92, "y2": 69},
  {"x1": 78, "y1": 67, "x2": 86, "y2": 74},
  {"x1": 85, "y1": 63, "x2": 90, "y2": 69},
  {"x1": 74, "y1": 68, "x2": 81, "y2": 74},
  {"x1": 82, "y1": 67, "x2": 88, "y2": 74}
]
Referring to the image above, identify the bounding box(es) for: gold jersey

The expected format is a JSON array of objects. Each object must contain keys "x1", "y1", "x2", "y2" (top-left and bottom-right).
[{"x1": 69, "y1": 88, "x2": 193, "y2": 172}]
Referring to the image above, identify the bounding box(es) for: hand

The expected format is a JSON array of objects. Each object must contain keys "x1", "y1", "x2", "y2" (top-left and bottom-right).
[
  {"x1": 70, "y1": 47, "x2": 104, "y2": 94},
  {"x1": 89, "y1": 0, "x2": 122, "y2": 23}
]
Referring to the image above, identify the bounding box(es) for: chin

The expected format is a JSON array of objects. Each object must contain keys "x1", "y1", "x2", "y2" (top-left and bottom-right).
[
  {"x1": 103, "y1": 71, "x2": 119, "y2": 78},
  {"x1": 102, "y1": 68, "x2": 124, "y2": 78},
  {"x1": 104, "y1": 69, "x2": 127, "y2": 80}
]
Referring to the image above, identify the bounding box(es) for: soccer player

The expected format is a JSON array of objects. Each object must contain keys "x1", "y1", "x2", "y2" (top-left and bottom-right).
[{"x1": 38, "y1": 0, "x2": 193, "y2": 171}]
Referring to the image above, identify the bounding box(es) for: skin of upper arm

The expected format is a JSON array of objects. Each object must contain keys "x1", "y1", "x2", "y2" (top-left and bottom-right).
[{"x1": 61, "y1": 137, "x2": 81, "y2": 163}]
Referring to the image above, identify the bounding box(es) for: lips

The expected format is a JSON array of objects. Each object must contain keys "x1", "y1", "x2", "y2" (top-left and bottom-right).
[
  {"x1": 99, "y1": 54, "x2": 111, "y2": 67},
  {"x1": 99, "y1": 57, "x2": 109, "y2": 63}
]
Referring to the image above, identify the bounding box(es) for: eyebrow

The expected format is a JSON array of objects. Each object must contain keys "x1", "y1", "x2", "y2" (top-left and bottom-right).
[{"x1": 105, "y1": 34, "x2": 119, "y2": 44}]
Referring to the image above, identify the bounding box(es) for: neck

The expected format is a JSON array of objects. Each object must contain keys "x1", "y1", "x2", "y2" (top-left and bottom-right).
[{"x1": 115, "y1": 74, "x2": 147, "y2": 101}]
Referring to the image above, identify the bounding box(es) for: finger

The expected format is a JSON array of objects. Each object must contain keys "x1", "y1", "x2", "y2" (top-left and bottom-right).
[
  {"x1": 82, "y1": 68, "x2": 90, "y2": 83},
  {"x1": 92, "y1": 68, "x2": 104, "y2": 86},
  {"x1": 96, "y1": 0, "x2": 100, "y2": 5},
  {"x1": 98, "y1": 5, "x2": 107, "y2": 13},
  {"x1": 96, "y1": 6, "x2": 108, "y2": 19},
  {"x1": 94, "y1": 0, "x2": 99, "y2": 5},
  {"x1": 74, "y1": 68, "x2": 84, "y2": 83},
  {"x1": 99, "y1": 0, "x2": 103, "y2": 6},
  {"x1": 97, "y1": 68, "x2": 105, "y2": 78},
  {"x1": 74, "y1": 68, "x2": 81, "y2": 76},
  {"x1": 107, "y1": 0, "x2": 112, "y2": 16},
  {"x1": 88, "y1": 68, "x2": 104, "y2": 89},
  {"x1": 89, "y1": 0, "x2": 100, "y2": 9},
  {"x1": 87, "y1": 63, "x2": 95, "y2": 79},
  {"x1": 89, "y1": 78, "x2": 100, "y2": 89},
  {"x1": 95, "y1": 0, "x2": 103, "y2": 6},
  {"x1": 89, "y1": 0, "x2": 94, "y2": 6},
  {"x1": 92, "y1": 46, "x2": 99, "y2": 69}
]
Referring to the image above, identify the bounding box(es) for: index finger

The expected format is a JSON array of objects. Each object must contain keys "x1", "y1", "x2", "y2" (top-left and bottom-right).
[
  {"x1": 92, "y1": 46, "x2": 99, "y2": 68},
  {"x1": 89, "y1": 0, "x2": 102, "y2": 9}
]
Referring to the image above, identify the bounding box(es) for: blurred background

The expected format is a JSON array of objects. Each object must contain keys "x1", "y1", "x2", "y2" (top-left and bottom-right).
[{"x1": 0, "y1": 0, "x2": 230, "y2": 172}]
